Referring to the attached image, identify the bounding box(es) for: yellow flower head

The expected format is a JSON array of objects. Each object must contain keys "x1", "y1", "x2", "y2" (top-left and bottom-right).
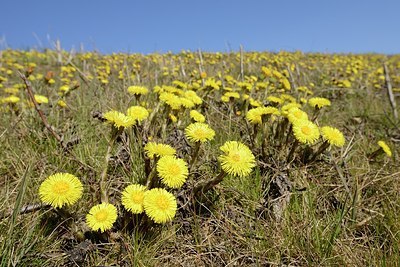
[
  {"x1": 185, "y1": 122, "x2": 215, "y2": 143},
  {"x1": 179, "y1": 97, "x2": 195, "y2": 109},
  {"x1": 378, "y1": 141, "x2": 392, "y2": 157},
  {"x1": 292, "y1": 120, "x2": 320, "y2": 145},
  {"x1": 1, "y1": 96, "x2": 20, "y2": 104},
  {"x1": 222, "y1": 92, "x2": 240, "y2": 102},
  {"x1": 127, "y1": 85, "x2": 149, "y2": 95},
  {"x1": 144, "y1": 142, "x2": 176, "y2": 159},
  {"x1": 103, "y1": 110, "x2": 136, "y2": 128},
  {"x1": 218, "y1": 141, "x2": 256, "y2": 177},
  {"x1": 246, "y1": 107, "x2": 280, "y2": 124},
  {"x1": 39, "y1": 173, "x2": 83, "y2": 208},
  {"x1": 321, "y1": 126, "x2": 345, "y2": 147},
  {"x1": 287, "y1": 107, "x2": 309, "y2": 123},
  {"x1": 267, "y1": 96, "x2": 284, "y2": 105},
  {"x1": 127, "y1": 106, "x2": 149, "y2": 123},
  {"x1": 57, "y1": 100, "x2": 67, "y2": 108},
  {"x1": 121, "y1": 184, "x2": 147, "y2": 214},
  {"x1": 184, "y1": 90, "x2": 202, "y2": 105},
  {"x1": 308, "y1": 97, "x2": 331, "y2": 109},
  {"x1": 157, "y1": 155, "x2": 189, "y2": 188},
  {"x1": 34, "y1": 94, "x2": 49, "y2": 104},
  {"x1": 143, "y1": 188, "x2": 177, "y2": 224},
  {"x1": 86, "y1": 203, "x2": 118, "y2": 232},
  {"x1": 159, "y1": 92, "x2": 182, "y2": 110},
  {"x1": 190, "y1": 110, "x2": 205, "y2": 122}
]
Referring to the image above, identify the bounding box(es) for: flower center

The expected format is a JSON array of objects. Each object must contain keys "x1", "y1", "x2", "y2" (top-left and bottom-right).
[
  {"x1": 168, "y1": 164, "x2": 181, "y2": 176},
  {"x1": 294, "y1": 111, "x2": 302, "y2": 118},
  {"x1": 156, "y1": 196, "x2": 169, "y2": 210},
  {"x1": 231, "y1": 153, "x2": 241, "y2": 162},
  {"x1": 95, "y1": 210, "x2": 108, "y2": 222},
  {"x1": 131, "y1": 193, "x2": 144, "y2": 204},
  {"x1": 194, "y1": 129, "x2": 207, "y2": 138},
  {"x1": 52, "y1": 181, "x2": 70, "y2": 195},
  {"x1": 301, "y1": 126, "x2": 312, "y2": 135}
]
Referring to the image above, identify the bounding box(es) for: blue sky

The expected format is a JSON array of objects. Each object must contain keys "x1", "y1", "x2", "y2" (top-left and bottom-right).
[{"x1": 1, "y1": 0, "x2": 399, "y2": 54}]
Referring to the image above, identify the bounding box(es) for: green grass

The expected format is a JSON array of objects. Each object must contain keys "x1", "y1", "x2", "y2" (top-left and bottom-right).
[{"x1": 0, "y1": 49, "x2": 399, "y2": 266}]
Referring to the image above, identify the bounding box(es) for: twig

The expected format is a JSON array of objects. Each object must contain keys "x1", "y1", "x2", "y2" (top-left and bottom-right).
[
  {"x1": 19, "y1": 72, "x2": 64, "y2": 145},
  {"x1": 383, "y1": 63, "x2": 398, "y2": 119}
]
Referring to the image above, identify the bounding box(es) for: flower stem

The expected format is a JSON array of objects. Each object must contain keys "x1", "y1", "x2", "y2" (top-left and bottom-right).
[
  {"x1": 99, "y1": 127, "x2": 121, "y2": 202},
  {"x1": 189, "y1": 142, "x2": 201, "y2": 170},
  {"x1": 309, "y1": 140, "x2": 330, "y2": 163},
  {"x1": 193, "y1": 170, "x2": 227, "y2": 198}
]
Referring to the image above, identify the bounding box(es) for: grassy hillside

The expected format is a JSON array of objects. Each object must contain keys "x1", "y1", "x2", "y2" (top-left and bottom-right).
[{"x1": 0, "y1": 49, "x2": 399, "y2": 266}]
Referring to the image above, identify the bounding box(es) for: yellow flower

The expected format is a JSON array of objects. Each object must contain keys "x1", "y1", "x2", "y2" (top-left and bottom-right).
[
  {"x1": 159, "y1": 92, "x2": 182, "y2": 110},
  {"x1": 121, "y1": 184, "x2": 147, "y2": 214},
  {"x1": 184, "y1": 90, "x2": 202, "y2": 105},
  {"x1": 222, "y1": 92, "x2": 240, "y2": 102},
  {"x1": 143, "y1": 188, "x2": 177, "y2": 224},
  {"x1": 86, "y1": 203, "x2": 118, "y2": 232},
  {"x1": 126, "y1": 106, "x2": 149, "y2": 123},
  {"x1": 190, "y1": 110, "x2": 205, "y2": 122},
  {"x1": 218, "y1": 141, "x2": 256, "y2": 177},
  {"x1": 34, "y1": 94, "x2": 49, "y2": 104},
  {"x1": 287, "y1": 107, "x2": 308, "y2": 123},
  {"x1": 292, "y1": 120, "x2": 320, "y2": 145},
  {"x1": 57, "y1": 100, "x2": 67, "y2": 108},
  {"x1": 378, "y1": 141, "x2": 392, "y2": 157},
  {"x1": 321, "y1": 126, "x2": 345, "y2": 147},
  {"x1": 103, "y1": 110, "x2": 136, "y2": 128},
  {"x1": 1, "y1": 96, "x2": 20, "y2": 104},
  {"x1": 144, "y1": 142, "x2": 176, "y2": 159},
  {"x1": 246, "y1": 107, "x2": 280, "y2": 124},
  {"x1": 157, "y1": 155, "x2": 189, "y2": 188},
  {"x1": 179, "y1": 97, "x2": 195, "y2": 109},
  {"x1": 267, "y1": 96, "x2": 284, "y2": 105},
  {"x1": 308, "y1": 97, "x2": 331, "y2": 109},
  {"x1": 39, "y1": 173, "x2": 83, "y2": 208},
  {"x1": 185, "y1": 122, "x2": 215, "y2": 143},
  {"x1": 128, "y1": 86, "x2": 149, "y2": 95}
]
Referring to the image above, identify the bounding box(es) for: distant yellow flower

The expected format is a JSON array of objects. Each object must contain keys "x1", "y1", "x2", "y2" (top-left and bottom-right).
[
  {"x1": 308, "y1": 97, "x2": 331, "y2": 109},
  {"x1": 86, "y1": 203, "x2": 118, "y2": 232},
  {"x1": 39, "y1": 173, "x2": 83, "y2": 208},
  {"x1": 144, "y1": 142, "x2": 176, "y2": 159},
  {"x1": 292, "y1": 120, "x2": 320, "y2": 145},
  {"x1": 128, "y1": 86, "x2": 149, "y2": 95},
  {"x1": 127, "y1": 106, "x2": 149, "y2": 123},
  {"x1": 321, "y1": 126, "x2": 345, "y2": 147},
  {"x1": 121, "y1": 184, "x2": 147, "y2": 214},
  {"x1": 3, "y1": 87, "x2": 19, "y2": 94},
  {"x1": 222, "y1": 92, "x2": 240, "y2": 102},
  {"x1": 159, "y1": 92, "x2": 182, "y2": 110},
  {"x1": 103, "y1": 110, "x2": 136, "y2": 128},
  {"x1": 1, "y1": 96, "x2": 20, "y2": 104},
  {"x1": 184, "y1": 90, "x2": 202, "y2": 105},
  {"x1": 179, "y1": 97, "x2": 195, "y2": 109},
  {"x1": 190, "y1": 110, "x2": 205, "y2": 122},
  {"x1": 378, "y1": 141, "x2": 392, "y2": 157},
  {"x1": 267, "y1": 96, "x2": 284, "y2": 105},
  {"x1": 219, "y1": 141, "x2": 256, "y2": 177},
  {"x1": 57, "y1": 100, "x2": 67, "y2": 108},
  {"x1": 157, "y1": 155, "x2": 189, "y2": 188},
  {"x1": 143, "y1": 188, "x2": 177, "y2": 224},
  {"x1": 185, "y1": 122, "x2": 215, "y2": 143},
  {"x1": 34, "y1": 94, "x2": 49, "y2": 104},
  {"x1": 287, "y1": 107, "x2": 308, "y2": 123},
  {"x1": 246, "y1": 107, "x2": 280, "y2": 124}
]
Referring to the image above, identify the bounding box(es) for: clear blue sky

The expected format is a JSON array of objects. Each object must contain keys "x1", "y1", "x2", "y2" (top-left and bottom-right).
[{"x1": 1, "y1": 0, "x2": 399, "y2": 54}]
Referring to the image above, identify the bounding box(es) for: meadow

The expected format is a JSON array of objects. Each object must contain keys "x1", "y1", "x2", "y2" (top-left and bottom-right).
[{"x1": 0, "y1": 49, "x2": 399, "y2": 266}]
